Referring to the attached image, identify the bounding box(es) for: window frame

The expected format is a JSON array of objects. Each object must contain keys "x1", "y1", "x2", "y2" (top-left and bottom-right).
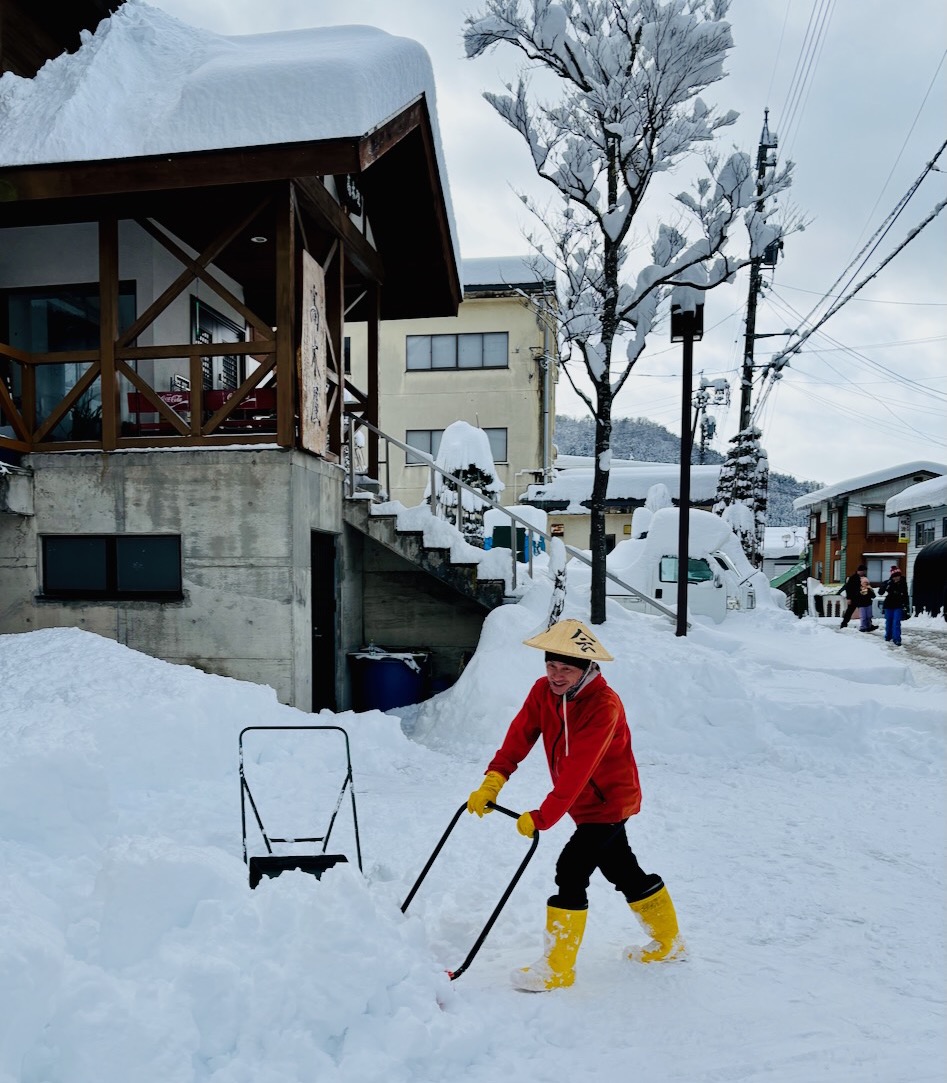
[
  {"x1": 404, "y1": 427, "x2": 508, "y2": 466},
  {"x1": 866, "y1": 507, "x2": 886, "y2": 534},
  {"x1": 916, "y1": 519, "x2": 935, "y2": 547},
  {"x1": 405, "y1": 332, "x2": 509, "y2": 371},
  {"x1": 40, "y1": 534, "x2": 183, "y2": 601}
]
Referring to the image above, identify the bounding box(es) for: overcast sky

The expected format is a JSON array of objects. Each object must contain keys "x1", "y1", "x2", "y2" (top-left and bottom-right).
[{"x1": 152, "y1": 0, "x2": 946, "y2": 485}]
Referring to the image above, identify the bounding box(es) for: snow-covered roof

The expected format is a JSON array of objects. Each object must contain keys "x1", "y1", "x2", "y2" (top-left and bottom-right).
[
  {"x1": 763, "y1": 526, "x2": 807, "y2": 559},
  {"x1": 0, "y1": 2, "x2": 442, "y2": 167},
  {"x1": 885, "y1": 474, "x2": 947, "y2": 517},
  {"x1": 555, "y1": 453, "x2": 639, "y2": 468},
  {"x1": 793, "y1": 462, "x2": 947, "y2": 511},
  {"x1": 461, "y1": 255, "x2": 556, "y2": 291},
  {"x1": 524, "y1": 462, "x2": 721, "y2": 512}
]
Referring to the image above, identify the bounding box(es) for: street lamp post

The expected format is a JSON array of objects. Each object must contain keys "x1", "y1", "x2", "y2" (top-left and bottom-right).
[{"x1": 671, "y1": 299, "x2": 705, "y2": 637}]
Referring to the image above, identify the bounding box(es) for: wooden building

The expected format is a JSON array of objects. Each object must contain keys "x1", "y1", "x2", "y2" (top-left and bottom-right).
[{"x1": 0, "y1": 3, "x2": 464, "y2": 709}]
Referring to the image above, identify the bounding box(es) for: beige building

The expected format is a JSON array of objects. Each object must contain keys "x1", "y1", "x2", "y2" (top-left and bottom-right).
[{"x1": 348, "y1": 256, "x2": 557, "y2": 509}]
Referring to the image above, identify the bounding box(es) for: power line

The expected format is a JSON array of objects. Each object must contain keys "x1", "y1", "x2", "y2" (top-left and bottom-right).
[
  {"x1": 846, "y1": 47, "x2": 947, "y2": 259},
  {"x1": 784, "y1": 139, "x2": 947, "y2": 338},
  {"x1": 776, "y1": 0, "x2": 837, "y2": 157},
  {"x1": 776, "y1": 283, "x2": 946, "y2": 307},
  {"x1": 765, "y1": 289, "x2": 947, "y2": 399}
]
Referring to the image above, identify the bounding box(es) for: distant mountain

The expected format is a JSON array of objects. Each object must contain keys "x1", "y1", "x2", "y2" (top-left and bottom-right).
[{"x1": 554, "y1": 415, "x2": 823, "y2": 526}]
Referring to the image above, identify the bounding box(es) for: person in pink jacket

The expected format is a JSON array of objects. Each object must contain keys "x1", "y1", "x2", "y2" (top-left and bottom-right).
[{"x1": 467, "y1": 618, "x2": 684, "y2": 991}]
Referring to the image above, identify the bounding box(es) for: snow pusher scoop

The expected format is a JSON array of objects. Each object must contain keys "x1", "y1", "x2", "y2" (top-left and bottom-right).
[
  {"x1": 401, "y1": 800, "x2": 539, "y2": 980},
  {"x1": 240, "y1": 725, "x2": 363, "y2": 888}
]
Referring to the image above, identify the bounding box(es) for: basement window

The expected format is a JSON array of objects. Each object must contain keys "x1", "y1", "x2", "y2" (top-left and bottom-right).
[{"x1": 41, "y1": 535, "x2": 183, "y2": 600}]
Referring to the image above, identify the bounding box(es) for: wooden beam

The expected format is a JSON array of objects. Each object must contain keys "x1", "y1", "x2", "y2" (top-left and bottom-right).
[
  {"x1": 99, "y1": 214, "x2": 119, "y2": 449},
  {"x1": 118, "y1": 341, "x2": 276, "y2": 362},
  {"x1": 114, "y1": 432, "x2": 275, "y2": 450},
  {"x1": 122, "y1": 201, "x2": 274, "y2": 346},
  {"x1": 274, "y1": 183, "x2": 296, "y2": 447},
  {"x1": 358, "y1": 98, "x2": 424, "y2": 171},
  {"x1": 33, "y1": 361, "x2": 102, "y2": 445},
  {"x1": 117, "y1": 359, "x2": 190, "y2": 436},
  {"x1": 367, "y1": 282, "x2": 380, "y2": 477},
  {"x1": 0, "y1": 140, "x2": 362, "y2": 204},
  {"x1": 293, "y1": 177, "x2": 384, "y2": 285},
  {"x1": 0, "y1": 377, "x2": 29, "y2": 442},
  {"x1": 202, "y1": 355, "x2": 277, "y2": 435},
  {"x1": 326, "y1": 238, "x2": 345, "y2": 461}
]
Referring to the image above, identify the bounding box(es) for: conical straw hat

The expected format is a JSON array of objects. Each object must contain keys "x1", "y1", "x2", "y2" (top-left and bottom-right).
[{"x1": 523, "y1": 618, "x2": 614, "y2": 662}]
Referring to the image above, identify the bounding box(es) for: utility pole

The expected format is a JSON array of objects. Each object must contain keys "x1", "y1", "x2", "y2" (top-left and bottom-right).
[
  {"x1": 691, "y1": 374, "x2": 729, "y2": 464},
  {"x1": 739, "y1": 110, "x2": 780, "y2": 431}
]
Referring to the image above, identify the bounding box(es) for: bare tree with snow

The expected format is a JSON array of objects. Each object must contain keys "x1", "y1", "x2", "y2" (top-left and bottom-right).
[{"x1": 464, "y1": 0, "x2": 795, "y2": 622}]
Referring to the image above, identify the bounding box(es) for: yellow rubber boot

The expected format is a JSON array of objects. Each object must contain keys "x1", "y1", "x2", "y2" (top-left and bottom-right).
[
  {"x1": 512, "y1": 905, "x2": 588, "y2": 991},
  {"x1": 627, "y1": 885, "x2": 685, "y2": 963}
]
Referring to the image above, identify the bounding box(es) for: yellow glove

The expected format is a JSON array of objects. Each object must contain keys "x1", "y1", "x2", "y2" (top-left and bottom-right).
[
  {"x1": 516, "y1": 811, "x2": 537, "y2": 838},
  {"x1": 467, "y1": 771, "x2": 506, "y2": 816}
]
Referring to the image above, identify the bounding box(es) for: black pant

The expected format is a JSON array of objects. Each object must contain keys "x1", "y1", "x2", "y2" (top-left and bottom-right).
[
  {"x1": 840, "y1": 600, "x2": 857, "y2": 627},
  {"x1": 549, "y1": 821, "x2": 661, "y2": 910}
]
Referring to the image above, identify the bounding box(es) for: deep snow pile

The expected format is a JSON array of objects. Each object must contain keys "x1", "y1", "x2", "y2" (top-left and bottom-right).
[{"x1": 1, "y1": 590, "x2": 944, "y2": 1082}]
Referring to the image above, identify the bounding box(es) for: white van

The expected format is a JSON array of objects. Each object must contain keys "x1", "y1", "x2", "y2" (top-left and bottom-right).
[{"x1": 604, "y1": 508, "x2": 765, "y2": 624}]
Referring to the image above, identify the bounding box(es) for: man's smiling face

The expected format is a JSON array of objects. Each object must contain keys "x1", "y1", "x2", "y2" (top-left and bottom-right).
[{"x1": 545, "y1": 660, "x2": 587, "y2": 695}]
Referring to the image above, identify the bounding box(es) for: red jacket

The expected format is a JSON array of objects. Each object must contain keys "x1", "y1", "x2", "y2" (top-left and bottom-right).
[{"x1": 487, "y1": 670, "x2": 641, "y2": 831}]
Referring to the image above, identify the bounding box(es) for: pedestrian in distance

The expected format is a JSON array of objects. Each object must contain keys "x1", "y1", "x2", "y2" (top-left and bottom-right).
[
  {"x1": 880, "y1": 565, "x2": 909, "y2": 646},
  {"x1": 857, "y1": 575, "x2": 877, "y2": 632},
  {"x1": 838, "y1": 564, "x2": 868, "y2": 629},
  {"x1": 467, "y1": 618, "x2": 683, "y2": 992}
]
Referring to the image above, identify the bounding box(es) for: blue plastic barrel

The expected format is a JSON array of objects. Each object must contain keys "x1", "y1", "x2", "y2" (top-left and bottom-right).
[{"x1": 349, "y1": 651, "x2": 427, "y2": 711}]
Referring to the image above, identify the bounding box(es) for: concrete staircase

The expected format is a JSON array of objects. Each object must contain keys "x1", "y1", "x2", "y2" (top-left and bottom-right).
[{"x1": 342, "y1": 498, "x2": 509, "y2": 612}]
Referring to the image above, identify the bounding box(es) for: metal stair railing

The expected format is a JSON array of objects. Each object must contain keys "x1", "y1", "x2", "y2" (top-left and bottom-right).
[{"x1": 346, "y1": 418, "x2": 681, "y2": 624}]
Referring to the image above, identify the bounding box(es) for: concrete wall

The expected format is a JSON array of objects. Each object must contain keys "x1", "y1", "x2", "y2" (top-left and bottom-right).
[
  {"x1": 360, "y1": 539, "x2": 486, "y2": 683},
  {"x1": 0, "y1": 448, "x2": 354, "y2": 709}
]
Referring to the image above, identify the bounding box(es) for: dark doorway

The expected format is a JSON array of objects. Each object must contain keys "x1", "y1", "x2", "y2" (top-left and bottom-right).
[{"x1": 311, "y1": 531, "x2": 338, "y2": 712}]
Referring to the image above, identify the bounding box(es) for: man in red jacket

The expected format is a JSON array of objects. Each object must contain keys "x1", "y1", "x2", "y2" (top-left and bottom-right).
[{"x1": 467, "y1": 618, "x2": 684, "y2": 991}]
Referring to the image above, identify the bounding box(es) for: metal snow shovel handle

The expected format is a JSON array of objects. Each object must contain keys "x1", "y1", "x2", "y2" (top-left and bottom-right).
[{"x1": 400, "y1": 800, "x2": 540, "y2": 981}]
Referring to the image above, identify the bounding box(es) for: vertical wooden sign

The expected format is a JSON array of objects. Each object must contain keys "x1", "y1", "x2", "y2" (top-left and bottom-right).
[{"x1": 300, "y1": 250, "x2": 328, "y2": 456}]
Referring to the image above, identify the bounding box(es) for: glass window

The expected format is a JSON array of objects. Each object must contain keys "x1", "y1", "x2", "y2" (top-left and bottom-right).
[
  {"x1": 41, "y1": 535, "x2": 182, "y2": 599},
  {"x1": 658, "y1": 556, "x2": 714, "y2": 583},
  {"x1": 405, "y1": 429, "x2": 443, "y2": 466},
  {"x1": 866, "y1": 508, "x2": 886, "y2": 533},
  {"x1": 483, "y1": 333, "x2": 508, "y2": 367},
  {"x1": 43, "y1": 537, "x2": 108, "y2": 593},
  {"x1": 431, "y1": 335, "x2": 456, "y2": 369},
  {"x1": 484, "y1": 427, "x2": 508, "y2": 463},
  {"x1": 457, "y1": 334, "x2": 482, "y2": 369},
  {"x1": 191, "y1": 298, "x2": 244, "y2": 391},
  {"x1": 916, "y1": 519, "x2": 935, "y2": 547},
  {"x1": 406, "y1": 336, "x2": 431, "y2": 370},
  {"x1": 1, "y1": 282, "x2": 136, "y2": 441},
  {"x1": 404, "y1": 332, "x2": 508, "y2": 370},
  {"x1": 829, "y1": 509, "x2": 839, "y2": 535},
  {"x1": 406, "y1": 427, "x2": 505, "y2": 466},
  {"x1": 116, "y1": 536, "x2": 182, "y2": 593}
]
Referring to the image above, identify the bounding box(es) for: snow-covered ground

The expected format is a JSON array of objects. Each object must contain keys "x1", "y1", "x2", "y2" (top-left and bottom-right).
[{"x1": 1, "y1": 590, "x2": 944, "y2": 1082}]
